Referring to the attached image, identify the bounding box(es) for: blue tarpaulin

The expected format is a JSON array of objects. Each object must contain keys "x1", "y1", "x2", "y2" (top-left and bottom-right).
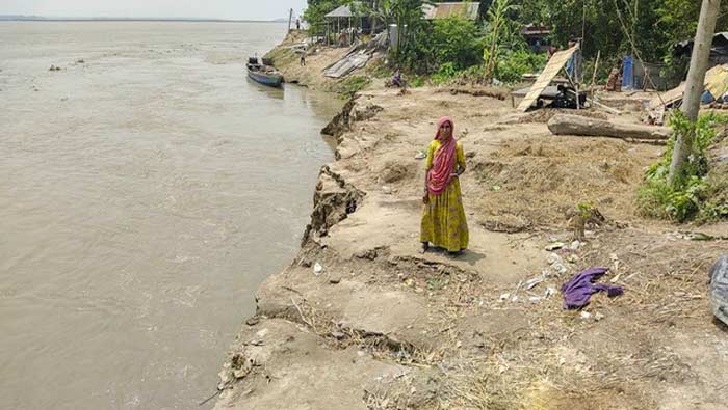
[{"x1": 622, "y1": 55, "x2": 634, "y2": 89}]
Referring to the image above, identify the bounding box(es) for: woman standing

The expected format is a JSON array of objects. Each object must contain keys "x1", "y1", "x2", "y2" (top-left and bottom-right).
[{"x1": 420, "y1": 117, "x2": 469, "y2": 254}]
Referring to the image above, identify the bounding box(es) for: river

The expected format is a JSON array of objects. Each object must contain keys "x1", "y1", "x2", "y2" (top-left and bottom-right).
[{"x1": 0, "y1": 21, "x2": 340, "y2": 409}]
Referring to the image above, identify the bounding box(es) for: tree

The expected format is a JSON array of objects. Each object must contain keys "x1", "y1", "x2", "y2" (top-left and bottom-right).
[
  {"x1": 483, "y1": 0, "x2": 520, "y2": 81},
  {"x1": 303, "y1": 0, "x2": 352, "y2": 35},
  {"x1": 668, "y1": 0, "x2": 722, "y2": 187},
  {"x1": 432, "y1": 18, "x2": 484, "y2": 71}
]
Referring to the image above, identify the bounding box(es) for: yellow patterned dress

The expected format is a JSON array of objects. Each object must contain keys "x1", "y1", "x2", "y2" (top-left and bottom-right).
[{"x1": 420, "y1": 140, "x2": 469, "y2": 252}]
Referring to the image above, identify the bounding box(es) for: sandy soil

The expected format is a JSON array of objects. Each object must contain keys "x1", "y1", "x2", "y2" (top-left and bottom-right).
[{"x1": 215, "y1": 37, "x2": 728, "y2": 409}]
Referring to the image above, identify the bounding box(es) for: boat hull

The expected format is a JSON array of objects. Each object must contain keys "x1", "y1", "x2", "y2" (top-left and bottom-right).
[{"x1": 247, "y1": 69, "x2": 283, "y2": 88}]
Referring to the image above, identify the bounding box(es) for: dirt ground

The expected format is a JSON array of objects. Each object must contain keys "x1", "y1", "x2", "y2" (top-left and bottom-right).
[{"x1": 216, "y1": 39, "x2": 728, "y2": 410}]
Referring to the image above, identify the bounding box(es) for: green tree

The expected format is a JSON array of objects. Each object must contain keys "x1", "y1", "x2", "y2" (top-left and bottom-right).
[
  {"x1": 483, "y1": 0, "x2": 520, "y2": 81},
  {"x1": 432, "y1": 17, "x2": 484, "y2": 71},
  {"x1": 303, "y1": 0, "x2": 350, "y2": 35}
]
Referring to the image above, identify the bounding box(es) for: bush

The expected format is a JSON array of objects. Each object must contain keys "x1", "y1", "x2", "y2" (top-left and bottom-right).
[
  {"x1": 431, "y1": 17, "x2": 484, "y2": 71},
  {"x1": 431, "y1": 62, "x2": 458, "y2": 84},
  {"x1": 636, "y1": 111, "x2": 728, "y2": 222},
  {"x1": 495, "y1": 49, "x2": 547, "y2": 84}
]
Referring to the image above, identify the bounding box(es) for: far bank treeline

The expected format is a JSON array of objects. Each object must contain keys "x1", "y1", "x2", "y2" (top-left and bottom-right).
[{"x1": 304, "y1": 0, "x2": 728, "y2": 84}]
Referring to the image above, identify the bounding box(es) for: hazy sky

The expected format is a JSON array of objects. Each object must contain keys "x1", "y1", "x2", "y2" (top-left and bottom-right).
[{"x1": 0, "y1": 0, "x2": 308, "y2": 20}]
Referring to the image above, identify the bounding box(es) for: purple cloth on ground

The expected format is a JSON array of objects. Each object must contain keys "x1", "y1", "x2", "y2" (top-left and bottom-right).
[{"x1": 561, "y1": 267, "x2": 624, "y2": 309}]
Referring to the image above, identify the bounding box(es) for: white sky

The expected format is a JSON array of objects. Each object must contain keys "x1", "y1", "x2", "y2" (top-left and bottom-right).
[{"x1": 0, "y1": 0, "x2": 308, "y2": 20}]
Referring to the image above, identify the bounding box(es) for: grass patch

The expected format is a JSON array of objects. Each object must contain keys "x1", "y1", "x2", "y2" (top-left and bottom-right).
[{"x1": 337, "y1": 75, "x2": 371, "y2": 99}]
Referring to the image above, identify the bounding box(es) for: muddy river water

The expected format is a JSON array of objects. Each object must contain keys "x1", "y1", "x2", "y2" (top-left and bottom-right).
[{"x1": 0, "y1": 21, "x2": 341, "y2": 408}]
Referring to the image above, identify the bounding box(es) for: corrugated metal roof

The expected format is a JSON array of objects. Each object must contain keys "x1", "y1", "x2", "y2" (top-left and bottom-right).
[
  {"x1": 326, "y1": 2, "x2": 367, "y2": 19},
  {"x1": 326, "y1": 5, "x2": 355, "y2": 19},
  {"x1": 422, "y1": 2, "x2": 480, "y2": 21}
]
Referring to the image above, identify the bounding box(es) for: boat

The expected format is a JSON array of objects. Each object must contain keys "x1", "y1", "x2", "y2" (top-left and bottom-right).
[{"x1": 246, "y1": 57, "x2": 283, "y2": 87}]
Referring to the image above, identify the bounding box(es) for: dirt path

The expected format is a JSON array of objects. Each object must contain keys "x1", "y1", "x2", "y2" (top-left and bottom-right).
[{"x1": 216, "y1": 41, "x2": 728, "y2": 409}]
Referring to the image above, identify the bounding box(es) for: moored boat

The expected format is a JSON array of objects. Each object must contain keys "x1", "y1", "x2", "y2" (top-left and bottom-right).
[{"x1": 246, "y1": 57, "x2": 283, "y2": 88}]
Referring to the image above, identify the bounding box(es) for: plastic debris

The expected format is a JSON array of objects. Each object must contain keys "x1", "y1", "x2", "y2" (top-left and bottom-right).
[
  {"x1": 525, "y1": 275, "x2": 545, "y2": 290},
  {"x1": 569, "y1": 240, "x2": 581, "y2": 251},
  {"x1": 552, "y1": 263, "x2": 568, "y2": 275},
  {"x1": 594, "y1": 312, "x2": 605, "y2": 321},
  {"x1": 580, "y1": 311, "x2": 592, "y2": 320},
  {"x1": 499, "y1": 293, "x2": 511, "y2": 301},
  {"x1": 547, "y1": 252, "x2": 562, "y2": 265},
  {"x1": 313, "y1": 263, "x2": 323, "y2": 275},
  {"x1": 414, "y1": 151, "x2": 426, "y2": 160},
  {"x1": 545, "y1": 242, "x2": 566, "y2": 251},
  {"x1": 709, "y1": 254, "x2": 728, "y2": 326}
]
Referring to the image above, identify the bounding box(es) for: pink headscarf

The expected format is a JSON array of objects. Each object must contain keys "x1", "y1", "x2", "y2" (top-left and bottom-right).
[{"x1": 426, "y1": 117, "x2": 457, "y2": 196}]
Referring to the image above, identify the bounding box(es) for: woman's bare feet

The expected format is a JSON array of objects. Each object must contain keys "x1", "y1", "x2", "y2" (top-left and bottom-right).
[{"x1": 420, "y1": 242, "x2": 429, "y2": 253}]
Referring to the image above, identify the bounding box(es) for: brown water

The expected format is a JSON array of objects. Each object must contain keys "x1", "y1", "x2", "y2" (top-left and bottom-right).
[{"x1": 0, "y1": 22, "x2": 341, "y2": 409}]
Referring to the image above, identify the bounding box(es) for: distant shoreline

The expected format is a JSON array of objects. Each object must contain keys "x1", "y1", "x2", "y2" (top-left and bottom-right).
[{"x1": 0, "y1": 17, "x2": 287, "y2": 23}]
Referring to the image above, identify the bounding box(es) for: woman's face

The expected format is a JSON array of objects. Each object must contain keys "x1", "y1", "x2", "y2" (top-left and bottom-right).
[{"x1": 439, "y1": 121, "x2": 452, "y2": 139}]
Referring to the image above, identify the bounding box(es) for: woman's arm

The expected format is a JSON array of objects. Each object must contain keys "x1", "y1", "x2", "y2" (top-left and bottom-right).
[
  {"x1": 423, "y1": 141, "x2": 435, "y2": 201},
  {"x1": 454, "y1": 142, "x2": 466, "y2": 175}
]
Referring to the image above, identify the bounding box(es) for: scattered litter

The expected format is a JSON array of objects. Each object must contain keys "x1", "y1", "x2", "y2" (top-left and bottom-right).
[
  {"x1": 570, "y1": 240, "x2": 581, "y2": 250},
  {"x1": 566, "y1": 254, "x2": 579, "y2": 264},
  {"x1": 528, "y1": 296, "x2": 542, "y2": 303},
  {"x1": 491, "y1": 185, "x2": 501, "y2": 192},
  {"x1": 580, "y1": 311, "x2": 592, "y2": 320},
  {"x1": 414, "y1": 151, "x2": 426, "y2": 160},
  {"x1": 552, "y1": 263, "x2": 568, "y2": 275},
  {"x1": 547, "y1": 252, "x2": 562, "y2": 265},
  {"x1": 622, "y1": 272, "x2": 639, "y2": 282},
  {"x1": 609, "y1": 253, "x2": 619, "y2": 262},
  {"x1": 382, "y1": 185, "x2": 392, "y2": 194},
  {"x1": 594, "y1": 312, "x2": 605, "y2": 321},
  {"x1": 544, "y1": 287, "x2": 556, "y2": 298},
  {"x1": 525, "y1": 275, "x2": 545, "y2": 290},
  {"x1": 499, "y1": 293, "x2": 511, "y2": 301},
  {"x1": 313, "y1": 263, "x2": 323, "y2": 275},
  {"x1": 545, "y1": 242, "x2": 566, "y2": 251}
]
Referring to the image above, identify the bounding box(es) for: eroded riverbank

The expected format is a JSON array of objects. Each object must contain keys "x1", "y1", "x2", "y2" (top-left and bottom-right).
[{"x1": 214, "y1": 36, "x2": 728, "y2": 410}]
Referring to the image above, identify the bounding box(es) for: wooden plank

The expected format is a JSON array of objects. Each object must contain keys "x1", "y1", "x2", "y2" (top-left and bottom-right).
[{"x1": 516, "y1": 45, "x2": 579, "y2": 112}]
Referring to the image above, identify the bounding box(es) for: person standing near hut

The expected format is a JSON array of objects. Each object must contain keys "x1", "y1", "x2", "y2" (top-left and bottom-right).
[
  {"x1": 605, "y1": 60, "x2": 623, "y2": 92},
  {"x1": 420, "y1": 117, "x2": 469, "y2": 255}
]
